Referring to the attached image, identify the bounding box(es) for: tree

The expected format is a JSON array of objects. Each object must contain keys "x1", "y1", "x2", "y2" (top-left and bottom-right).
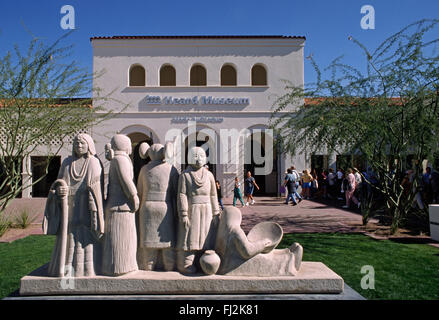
[
  {"x1": 0, "y1": 32, "x2": 120, "y2": 215},
  {"x1": 271, "y1": 19, "x2": 439, "y2": 234}
]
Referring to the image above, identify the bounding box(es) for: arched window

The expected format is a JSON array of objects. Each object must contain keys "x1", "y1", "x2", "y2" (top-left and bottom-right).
[
  {"x1": 190, "y1": 64, "x2": 207, "y2": 86},
  {"x1": 160, "y1": 65, "x2": 176, "y2": 86},
  {"x1": 129, "y1": 65, "x2": 145, "y2": 86},
  {"x1": 221, "y1": 64, "x2": 237, "y2": 86},
  {"x1": 251, "y1": 64, "x2": 267, "y2": 86}
]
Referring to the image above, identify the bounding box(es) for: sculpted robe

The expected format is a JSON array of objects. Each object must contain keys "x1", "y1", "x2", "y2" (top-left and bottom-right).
[
  {"x1": 102, "y1": 152, "x2": 139, "y2": 275},
  {"x1": 43, "y1": 155, "x2": 104, "y2": 277},
  {"x1": 137, "y1": 160, "x2": 179, "y2": 249},
  {"x1": 177, "y1": 166, "x2": 220, "y2": 251}
]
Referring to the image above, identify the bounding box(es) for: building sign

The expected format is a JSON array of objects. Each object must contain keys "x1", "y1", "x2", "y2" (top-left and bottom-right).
[
  {"x1": 171, "y1": 116, "x2": 224, "y2": 123},
  {"x1": 146, "y1": 95, "x2": 250, "y2": 106}
]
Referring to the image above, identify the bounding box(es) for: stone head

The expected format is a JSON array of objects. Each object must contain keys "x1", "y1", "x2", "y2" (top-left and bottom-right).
[
  {"x1": 188, "y1": 147, "x2": 207, "y2": 169},
  {"x1": 111, "y1": 134, "x2": 132, "y2": 155},
  {"x1": 73, "y1": 133, "x2": 96, "y2": 158}
]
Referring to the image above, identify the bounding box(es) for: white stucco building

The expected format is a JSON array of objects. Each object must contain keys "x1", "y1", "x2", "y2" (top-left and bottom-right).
[
  {"x1": 90, "y1": 35, "x2": 307, "y2": 197},
  {"x1": 14, "y1": 35, "x2": 310, "y2": 198}
]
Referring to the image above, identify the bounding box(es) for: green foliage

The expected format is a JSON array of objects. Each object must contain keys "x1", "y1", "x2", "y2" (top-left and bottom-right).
[
  {"x1": 0, "y1": 31, "x2": 123, "y2": 215},
  {"x1": 0, "y1": 215, "x2": 11, "y2": 237},
  {"x1": 271, "y1": 19, "x2": 439, "y2": 233},
  {"x1": 280, "y1": 233, "x2": 439, "y2": 300},
  {"x1": 12, "y1": 209, "x2": 33, "y2": 229}
]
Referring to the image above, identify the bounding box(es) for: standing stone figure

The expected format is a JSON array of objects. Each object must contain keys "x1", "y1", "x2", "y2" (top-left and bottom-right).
[
  {"x1": 102, "y1": 134, "x2": 139, "y2": 276},
  {"x1": 176, "y1": 147, "x2": 220, "y2": 274},
  {"x1": 43, "y1": 133, "x2": 105, "y2": 277},
  {"x1": 137, "y1": 142, "x2": 179, "y2": 271}
]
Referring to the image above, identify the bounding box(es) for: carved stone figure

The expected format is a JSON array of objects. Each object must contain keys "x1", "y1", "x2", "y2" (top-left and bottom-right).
[
  {"x1": 176, "y1": 147, "x2": 220, "y2": 274},
  {"x1": 43, "y1": 133, "x2": 105, "y2": 277},
  {"x1": 137, "y1": 142, "x2": 179, "y2": 271},
  {"x1": 102, "y1": 134, "x2": 139, "y2": 276},
  {"x1": 214, "y1": 206, "x2": 303, "y2": 276}
]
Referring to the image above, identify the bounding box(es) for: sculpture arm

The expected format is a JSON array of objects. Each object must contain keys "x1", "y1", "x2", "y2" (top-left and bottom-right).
[
  {"x1": 115, "y1": 157, "x2": 138, "y2": 199},
  {"x1": 177, "y1": 173, "x2": 188, "y2": 217},
  {"x1": 209, "y1": 173, "x2": 220, "y2": 216},
  {"x1": 233, "y1": 229, "x2": 266, "y2": 259}
]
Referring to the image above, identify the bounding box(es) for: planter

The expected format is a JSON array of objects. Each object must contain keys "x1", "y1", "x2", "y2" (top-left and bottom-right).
[{"x1": 429, "y1": 205, "x2": 439, "y2": 242}]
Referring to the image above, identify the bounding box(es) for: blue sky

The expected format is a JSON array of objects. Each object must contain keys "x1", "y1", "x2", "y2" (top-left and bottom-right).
[{"x1": 0, "y1": 0, "x2": 438, "y2": 87}]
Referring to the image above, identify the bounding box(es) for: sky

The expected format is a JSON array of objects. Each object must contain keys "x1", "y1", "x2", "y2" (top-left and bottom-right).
[{"x1": 0, "y1": 0, "x2": 438, "y2": 88}]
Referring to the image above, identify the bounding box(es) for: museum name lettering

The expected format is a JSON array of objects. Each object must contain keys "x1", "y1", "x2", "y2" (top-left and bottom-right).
[{"x1": 145, "y1": 95, "x2": 250, "y2": 105}]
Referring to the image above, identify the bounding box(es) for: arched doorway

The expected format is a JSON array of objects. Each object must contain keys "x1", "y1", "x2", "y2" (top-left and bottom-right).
[
  {"x1": 127, "y1": 132, "x2": 153, "y2": 184},
  {"x1": 244, "y1": 130, "x2": 277, "y2": 196}
]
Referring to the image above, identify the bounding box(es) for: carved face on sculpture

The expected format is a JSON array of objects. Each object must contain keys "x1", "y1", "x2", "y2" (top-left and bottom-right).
[
  {"x1": 73, "y1": 135, "x2": 89, "y2": 157},
  {"x1": 188, "y1": 147, "x2": 207, "y2": 169},
  {"x1": 72, "y1": 133, "x2": 96, "y2": 158}
]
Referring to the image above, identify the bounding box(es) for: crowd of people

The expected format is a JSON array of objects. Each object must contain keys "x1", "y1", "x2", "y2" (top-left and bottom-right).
[
  {"x1": 282, "y1": 164, "x2": 439, "y2": 211},
  {"x1": 283, "y1": 165, "x2": 365, "y2": 210}
]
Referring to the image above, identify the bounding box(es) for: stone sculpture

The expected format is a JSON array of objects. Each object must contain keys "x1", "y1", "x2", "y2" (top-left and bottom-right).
[
  {"x1": 176, "y1": 147, "x2": 220, "y2": 274},
  {"x1": 137, "y1": 142, "x2": 179, "y2": 271},
  {"x1": 102, "y1": 134, "x2": 139, "y2": 276},
  {"x1": 43, "y1": 133, "x2": 105, "y2": 277},
  {"x1": 214, "y1": 206, "x2": 303, "y2": 276}
]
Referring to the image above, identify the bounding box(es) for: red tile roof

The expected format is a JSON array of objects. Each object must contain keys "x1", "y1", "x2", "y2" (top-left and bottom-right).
[{"x1": 90, "y1": 35, "x2": 306, "y2": 41}]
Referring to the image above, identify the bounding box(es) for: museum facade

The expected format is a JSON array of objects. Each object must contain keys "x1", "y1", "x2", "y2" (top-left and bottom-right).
[{"x1": 17, "y1": 35, "x2": 314, "y2": 198}]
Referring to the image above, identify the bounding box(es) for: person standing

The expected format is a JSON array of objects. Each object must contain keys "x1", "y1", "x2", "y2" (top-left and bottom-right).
[
  {"x1": 343, "y1": 168, "x2": 360, "y2": 209},
  {"x1": 354, "y1": 169, "x2": 362, "y2": 201},
  {"x1": 245, "y1": 171, "x2": 259, "y2": 206},
  {"x1": 233, "y1": 177, "x2": 245, "y2": 207},
  {"x1": 327, "y1": 168, "x2": 336, "y2": 199},
  {"x1": 300, "y1": 169, "x2": 313, "y2": 200},
  {"x1": 336, "y1": 168, "x2": 344, "y2": 200},
  {"x1": 216, "y1": 180, "x2": 224, "y2": 210}
]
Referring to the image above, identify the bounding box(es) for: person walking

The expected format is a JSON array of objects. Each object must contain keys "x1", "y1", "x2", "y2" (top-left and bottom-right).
[
  {"x1": 216, "y1": 180, "x2": 224, "y2": 210},
  {"x1": 284, "y1": 169, "x2": 298, "y2": 206},
  {"x1": 244, "y1": 171, "x2": 259, "y2": 206},
  {"x1": 233, "y1": 177, "x2": 245, "y2": 207},
  {"x1": 343, "y1": 168, "x2": 360, "y2": 209},
  {"x1": 290, "y1": 166, "x2": 303, "y2": 202}
]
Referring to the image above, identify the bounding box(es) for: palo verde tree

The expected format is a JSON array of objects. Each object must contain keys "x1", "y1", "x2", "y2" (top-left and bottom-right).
[
  {"x1": 271, "y1": 19, "x2": 439, "y2": 234},
  {"x1": 0, "y1": 32, "x2": 119, "y2": 215}
]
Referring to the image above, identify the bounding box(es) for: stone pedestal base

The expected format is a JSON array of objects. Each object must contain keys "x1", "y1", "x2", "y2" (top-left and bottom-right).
[{"x1": 20, "y1": 262, "x2": 344, "y2": 296}]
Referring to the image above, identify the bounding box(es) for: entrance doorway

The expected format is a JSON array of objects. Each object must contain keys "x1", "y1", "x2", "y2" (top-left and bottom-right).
[
  {"x1": 127, "y1": 132, "x2": 153, "y2": 184},
  {"x1": 244, "y1": 131, "x2": 277, "y2": 196}
]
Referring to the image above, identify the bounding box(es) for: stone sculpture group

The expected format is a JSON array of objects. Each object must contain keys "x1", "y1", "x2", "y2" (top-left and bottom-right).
[{"x1": 43, "y1": 133, "x2": 303, "y2": 278}]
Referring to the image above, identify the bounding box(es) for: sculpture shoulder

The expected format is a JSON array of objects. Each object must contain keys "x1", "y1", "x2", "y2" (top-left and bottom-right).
[
  {"x1": 206, "y1": 170, "x2": 215, "y2": 181},
  {"x1": 111, "y1": 155, "x2": 132, "y2": 169}
]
